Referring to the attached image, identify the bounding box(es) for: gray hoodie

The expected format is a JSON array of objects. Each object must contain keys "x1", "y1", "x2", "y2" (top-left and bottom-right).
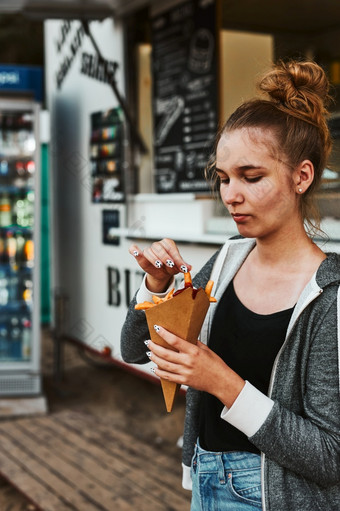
[{"x1": 120, "y1": 237, "x2": 340, "y2": 511}]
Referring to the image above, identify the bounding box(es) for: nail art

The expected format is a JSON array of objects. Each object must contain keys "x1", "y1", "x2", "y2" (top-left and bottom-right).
[
  {"x1": 154, "y1": 325, "x2": 160, "y2": 333},
  {"x1": 150, "y1": 367, "x2": 156, "y2": 373},
  {"x1": 155, "y1": 260, "x2": 163, "y2": 268},
  {"x1": 133, "y1": 250, "x2": 139, "y2": 257},
  {"x1": 180, "y1": 265, "x2": 188, "y2": 273},
  {"x1": 146, "y1": 351, "x2": 152, "y2": 358},
  {"x1": 144, "y1": 340, "x2": 150, "y2": 347},
  {"x1": 166, "y1": 259, "x2": 175, "y2": 268}
]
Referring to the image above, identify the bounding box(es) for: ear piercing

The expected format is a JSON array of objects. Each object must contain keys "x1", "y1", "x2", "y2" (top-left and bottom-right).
[{"x1": 298, "y1": 188, "x2": 303, "y2": 193}]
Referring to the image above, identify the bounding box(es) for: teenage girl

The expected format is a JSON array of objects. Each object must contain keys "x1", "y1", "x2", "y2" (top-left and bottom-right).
[{"x1": 121, "y1": 60, "x2": 340, "y2": 511}]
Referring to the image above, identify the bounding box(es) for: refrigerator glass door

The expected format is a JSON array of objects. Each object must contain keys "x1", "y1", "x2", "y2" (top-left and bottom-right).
[{"x1": 0, "y1": 99, "x2": 40, "y2": 371}]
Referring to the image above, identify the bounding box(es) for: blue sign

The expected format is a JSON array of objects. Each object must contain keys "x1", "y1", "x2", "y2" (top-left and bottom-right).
[{"x1": 0, "y1": 65, "x2": 43, "y2": 102}]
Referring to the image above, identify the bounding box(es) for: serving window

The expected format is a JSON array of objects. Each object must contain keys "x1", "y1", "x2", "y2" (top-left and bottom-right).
[{"x1": 124, "y1": 0, "x2": 340, "y2": 220}]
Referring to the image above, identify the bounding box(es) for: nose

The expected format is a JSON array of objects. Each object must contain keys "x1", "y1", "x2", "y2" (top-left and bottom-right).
[{"x1": 221, "y1": 179, "x2": 244, "y2": 206}]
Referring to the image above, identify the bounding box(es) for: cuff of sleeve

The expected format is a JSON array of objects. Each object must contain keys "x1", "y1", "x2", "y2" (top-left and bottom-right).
[
  {"x1": 182, "y1": 463, "x2": 192, "y2": 491},
  {"x1": 136, "y1": 274, "x2": 175, "y2": 304},
  {"x1": 220, "y1": 380, "x2": 274, "y2": 438}
]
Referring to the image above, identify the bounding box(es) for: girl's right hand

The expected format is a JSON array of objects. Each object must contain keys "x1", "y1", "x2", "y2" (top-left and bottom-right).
[{"x1": 129, "y1": 238, "x2": 192, "y2": 293}]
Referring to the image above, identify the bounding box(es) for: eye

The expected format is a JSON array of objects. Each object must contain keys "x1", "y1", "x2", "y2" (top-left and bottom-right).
[
  {"x1": 217, "y1": 175, "x2": 229, "y2": 185},
  {"x1": 244, "y1": 176, "x2": 262, "y2": 183}
]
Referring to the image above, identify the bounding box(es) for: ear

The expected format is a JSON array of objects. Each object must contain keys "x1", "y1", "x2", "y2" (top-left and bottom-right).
[{"x1": 293, "y1": 160, "x2": 314, "y2": 193}]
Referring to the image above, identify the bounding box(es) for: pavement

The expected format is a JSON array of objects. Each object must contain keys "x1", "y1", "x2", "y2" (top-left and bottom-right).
[{"x1": 0, "y1": 327, "x2": 188, "y2": 511}]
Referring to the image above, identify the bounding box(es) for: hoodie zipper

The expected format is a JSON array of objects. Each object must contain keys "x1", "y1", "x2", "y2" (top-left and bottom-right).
[{"x1": 260, "y1": 286, "x2": 323, "y2": 511}]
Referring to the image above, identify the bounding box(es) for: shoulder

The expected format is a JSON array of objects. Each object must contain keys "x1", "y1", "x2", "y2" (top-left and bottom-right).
[
  {"x1": 192, "y1": 236, "x2": 255, "y2": 288},
  {"x1": 316, "y1": 252, "x2": 340, "y2": 288}
]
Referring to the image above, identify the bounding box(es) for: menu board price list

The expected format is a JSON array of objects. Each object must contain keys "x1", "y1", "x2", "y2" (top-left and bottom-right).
[{"x1": 152, "y1": 0, "x2": 218, "y2": 194}]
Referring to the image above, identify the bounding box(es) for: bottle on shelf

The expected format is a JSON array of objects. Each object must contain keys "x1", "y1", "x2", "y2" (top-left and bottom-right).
[
  {"x1": 21, "y1": 318, "x2": 31, "y2": 359},
  {"x1": 0, "y1": 269, "x2": 8, "y2": 306},
  {"x1": 13, "y1": 190, "x2": 34, "y2": 228},
  {"x1": 26, "y1": 160, "x2": 35, "y2": 174},
  {"x1": 22, "y1": 273, "x2": 33, "y2": 305},
  {"x1": 16, "y1": 161, "x2": 25, "y2": 176},
  {"x1": 24, "y1": 237, "x2": 34, "y2": 268},
  {"x1": 0, "y1": 160, "x2": 9, "y2": 176},
  {"x1": 15, "y1": 230, "x2": 26, "y2": 266},
  {"x1": 0, "y1": 322, "x2": 9, "y2": 359},
  {"x1": 9, "y1": 315, "x2": 21, "y2": 359},
  {"x1": 0, "y1": 231, "x2": 5, "y2": 263},
  {"x1": 0, "y1": 194, "x2": 12, "y2": 227},
  {"x1": 6, "y1": 230, "x2": 17, "y2": 270},
  {"x1": 7, "y1": 271, "x2": 19, "y2": 302}
]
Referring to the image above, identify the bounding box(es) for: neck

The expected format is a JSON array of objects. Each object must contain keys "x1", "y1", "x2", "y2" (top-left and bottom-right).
[{"x1": 254, "y1": 221, "x2": 317, "y2": 268}]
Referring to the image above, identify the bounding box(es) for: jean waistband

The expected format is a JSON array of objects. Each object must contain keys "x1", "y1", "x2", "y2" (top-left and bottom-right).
[{"x1": 194, "y1": 439, "x2": 261, "y2": 471}]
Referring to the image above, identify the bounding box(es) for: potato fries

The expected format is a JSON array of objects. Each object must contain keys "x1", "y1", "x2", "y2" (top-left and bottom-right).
[
  {"x1": 205, "y1": 280, "x2": 217, "y2": 302},
  {"x1": 135, "y1": 273, "x2": 216, "y2": 310}
]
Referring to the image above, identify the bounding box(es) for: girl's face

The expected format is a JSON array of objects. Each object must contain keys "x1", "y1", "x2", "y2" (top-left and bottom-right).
[{"x1": 216, "y1": 128, "x2": 301, "y2": 240}]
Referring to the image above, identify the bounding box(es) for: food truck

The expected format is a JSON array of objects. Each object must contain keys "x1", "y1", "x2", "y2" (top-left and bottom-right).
[{"x1": 43, "y1": 0, "x2": 340, "y2": 379}]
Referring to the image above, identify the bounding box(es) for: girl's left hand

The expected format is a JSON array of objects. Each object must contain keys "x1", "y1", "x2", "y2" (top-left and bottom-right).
[{"x1": 148, "y1": 325, "x2": 245, "y2": 408}]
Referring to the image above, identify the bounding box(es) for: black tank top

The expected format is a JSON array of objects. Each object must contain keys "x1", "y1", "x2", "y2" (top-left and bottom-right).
[{"x1": 199, "y1": 279, "x2": 294, "y2": 453}]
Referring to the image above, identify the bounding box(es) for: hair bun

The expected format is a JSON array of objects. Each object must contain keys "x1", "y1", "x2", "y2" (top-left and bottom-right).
[{"x1": 258, "y1": 60, "x2": 331, "y2": 122}]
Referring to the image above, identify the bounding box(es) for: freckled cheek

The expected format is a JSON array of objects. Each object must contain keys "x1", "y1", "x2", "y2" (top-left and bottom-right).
[
  {"x1": 259, "y1": 190, "x2": 295, "y2": 220},
  {"x1": 248, "y1": 179, "x2": 291, "y2": 207},
  {"x1": 244, "y1": 179, "x2": 276, "y2": 203}
]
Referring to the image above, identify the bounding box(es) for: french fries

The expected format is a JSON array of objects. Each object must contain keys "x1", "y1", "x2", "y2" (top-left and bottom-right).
[
  {"x1": 135, "y1": 273, "x2": 216, "y2": 310},
  {"x1": 184, "y1": 272, "x2": 192, "y2": 287},
  {"x1": 205, "y1": 280, "x2": 217, "y2": 302}
]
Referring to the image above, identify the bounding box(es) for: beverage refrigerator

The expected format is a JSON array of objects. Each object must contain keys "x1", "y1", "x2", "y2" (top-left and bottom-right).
[{"x1": 0, "y1": 97, "x2": 41, "y2": 396}]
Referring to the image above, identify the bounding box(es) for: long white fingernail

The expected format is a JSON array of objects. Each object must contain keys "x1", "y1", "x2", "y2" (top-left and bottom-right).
[
  {"x1": 166, "y1": 259, "x2": 175, "y2": 268},
  {"x1": 146, "y1": 351, "x2": 152, "y2": 358},
  {"x1": 155, "y1": 260, "x2": 163, "y2": 268},
  {"x1": 144, "y1": 340, "x2": 150, "y2": 347},
  {"x1": 180, "y1": 265, "x2": 188, "y2": 272},
  {"x1": 154, "y1": 325, "x2": 160, "y2": 333},
  {"x1": 133, "y1": 250, "x2": 139, "y2": 257}
]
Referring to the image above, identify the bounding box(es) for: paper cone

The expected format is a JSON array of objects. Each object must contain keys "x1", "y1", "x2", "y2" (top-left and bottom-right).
[{"x1": 145, "y1": 287, "x2": 210, "y2": 412}]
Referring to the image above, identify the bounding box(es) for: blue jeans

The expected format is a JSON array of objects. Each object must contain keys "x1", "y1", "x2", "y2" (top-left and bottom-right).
[{"x1": 190, "y1": 441, "x2": 262, "y2": 510}]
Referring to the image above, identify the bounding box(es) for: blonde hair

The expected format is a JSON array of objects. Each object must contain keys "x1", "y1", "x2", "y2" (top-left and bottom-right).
[{"x1": 206, "y1": 60, "x2": 333, "y2": 237}]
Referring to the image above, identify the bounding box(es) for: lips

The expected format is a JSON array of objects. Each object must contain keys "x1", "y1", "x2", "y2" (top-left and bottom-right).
[
  {"x1": 231, "y1": 213, "x2": 250, "y2": 223},
  {"x1": 231, "y1": 213, "x2": 249, "y2": 218}
]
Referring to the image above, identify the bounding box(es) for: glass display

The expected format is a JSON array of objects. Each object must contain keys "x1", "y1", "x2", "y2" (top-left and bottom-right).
[
  {"x1": 0, "y1": 110, "x2": 35, "y2": 362},
  {"x1": 90, "y1": 107, "x2": 125, "y2": 203}
]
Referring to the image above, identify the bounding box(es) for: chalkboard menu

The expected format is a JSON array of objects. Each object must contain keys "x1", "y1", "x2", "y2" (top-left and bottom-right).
[
  {"x1": 90, "y1": 107, "x2": 125, "y2": 203},
  {"x1": 152, "y1": 0, "x2": 219, "y2": 193}
]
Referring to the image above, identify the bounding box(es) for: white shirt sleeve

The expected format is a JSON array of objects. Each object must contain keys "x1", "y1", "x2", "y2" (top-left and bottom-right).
[
  {"x1": 220, "y1": 380, "x2": 274, "y2": 437},
  {"x1": 136, "y1": 274, "x2": 176, "y2": 304},
  {"x1": 182, "y1": 463, "x2": 192, "y2": 491}
]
